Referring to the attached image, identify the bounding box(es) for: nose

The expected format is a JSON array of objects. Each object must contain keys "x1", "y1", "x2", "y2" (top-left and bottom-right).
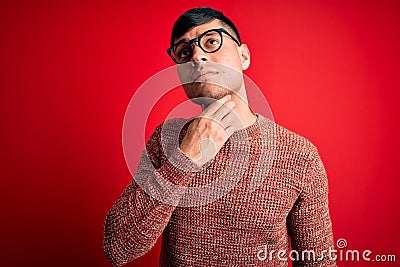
[{"x1": 190, "y1": 43, "x2": 208, "y2": 63}]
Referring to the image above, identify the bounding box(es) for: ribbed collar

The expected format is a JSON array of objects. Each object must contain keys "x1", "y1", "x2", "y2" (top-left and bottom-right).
[{"x1": 230, "y1": 114, "x2": 262, "y2": 141}]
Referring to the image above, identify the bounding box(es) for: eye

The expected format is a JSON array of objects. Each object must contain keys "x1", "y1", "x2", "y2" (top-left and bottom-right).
[
  {"x1": 178, "y1": 49, "x2": 191, "y2": 58},
  {"x1": 202, "y1": 35, "x2": 221, "y2": 50},
  {"x1": 174, "y1": 43, "x2": 192, "y2": 59},
  {"x1": 208, "y1": 39, "x2": 219, "y2": 45}
]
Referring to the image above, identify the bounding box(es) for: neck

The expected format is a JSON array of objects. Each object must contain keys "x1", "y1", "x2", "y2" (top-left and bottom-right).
[
  {"x1": 201, "y1": 84, "x2": 257, "y2": 130},
  {"x1": 229, "y1": 93, "x2": 257, "y2": 129}
]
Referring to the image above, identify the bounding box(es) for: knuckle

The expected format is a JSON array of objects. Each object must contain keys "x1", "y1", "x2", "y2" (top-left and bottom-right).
[
  {"x1": 204, "y1": 120, "x2": 213, "y2": 129},
  {"x1": 208, "y1": 119, "x2": 219, "y2": 129},
  {"x1": 226, "y1": 100, "x2": 236, "y2": 108}
]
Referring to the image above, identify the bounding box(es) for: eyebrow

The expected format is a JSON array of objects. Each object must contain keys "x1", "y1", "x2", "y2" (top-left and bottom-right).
[
  {"x1": 174, "y1": 28, "x2": 222, "y2": 46},
  {"x1": 174, "y1": 37, "x2": 188, "y2": 45}
]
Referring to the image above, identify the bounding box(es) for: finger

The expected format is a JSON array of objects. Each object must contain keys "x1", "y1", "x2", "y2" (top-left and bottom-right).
[
  {"x1": 211, "y1": 100, "x2": 236, "y2": 121},
  {"x1": 225, "y1": 126, "x2": 235, "y2": 137},
  {"x1": 200, "y1": 94, "x2": 231, "y2": 118},
  {"x1": 220, "y1": 112, "x2": 234, "y2": 128}
]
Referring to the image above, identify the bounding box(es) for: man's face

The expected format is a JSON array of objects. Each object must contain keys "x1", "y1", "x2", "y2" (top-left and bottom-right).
[{"x1": 174, "y1": 19, "x2": 250, "y2": 105}]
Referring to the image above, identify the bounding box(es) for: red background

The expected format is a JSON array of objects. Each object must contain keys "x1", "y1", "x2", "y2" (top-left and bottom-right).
[{"x1": 1, "y1": 0, "x2": 399, "y2": 266}]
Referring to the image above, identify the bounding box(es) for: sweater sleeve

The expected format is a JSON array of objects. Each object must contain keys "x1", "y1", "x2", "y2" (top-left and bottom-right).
[
  {"x1": 103, "y1": 124, "x2": 198, "y2": 266},
  {"x1": 287, "y1": 145, "x2": 337, "y2": 267}
]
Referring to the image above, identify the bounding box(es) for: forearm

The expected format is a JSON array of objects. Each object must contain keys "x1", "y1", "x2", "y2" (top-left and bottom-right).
[
  {"x1": 289, "y1": 198, "x2": 336, "y2": 267},
  {"x1": 288, "y1": 146, "x2": 336, "y2": 267},
  {"x1": 103, "y1": 148, "x2": 196, "y2": 266},
  {"x1": 103, "y1": 183, "x2": 171, "y2": 266}
]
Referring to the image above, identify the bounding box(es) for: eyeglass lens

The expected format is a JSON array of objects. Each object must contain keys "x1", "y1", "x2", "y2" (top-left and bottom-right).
[{"x1": 173, "y1": 30, "x2": 222, "y2": 63}]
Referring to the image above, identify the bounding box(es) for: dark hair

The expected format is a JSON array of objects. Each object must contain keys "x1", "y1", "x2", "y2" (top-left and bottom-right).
[{"x1": 170, "y1": 7, "x2": 241, "y2": 46}]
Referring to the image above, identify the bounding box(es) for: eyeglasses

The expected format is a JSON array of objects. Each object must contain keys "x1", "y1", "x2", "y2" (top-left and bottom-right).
[{"x1": 167, "y1": 28, "x2": 241, "y2": 64}]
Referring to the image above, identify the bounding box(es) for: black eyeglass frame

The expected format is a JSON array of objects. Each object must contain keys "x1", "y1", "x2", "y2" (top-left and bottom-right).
[{"x1": 166, "y1": 28, "x2": 241, "y2": 64}]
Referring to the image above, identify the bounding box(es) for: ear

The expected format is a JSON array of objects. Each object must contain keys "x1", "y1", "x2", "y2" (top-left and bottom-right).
[{"x1": 238, "y1": 44, "x2": 250, "y2": 70}]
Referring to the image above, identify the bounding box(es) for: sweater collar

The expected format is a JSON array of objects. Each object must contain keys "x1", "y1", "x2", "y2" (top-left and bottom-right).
[{"x1": 230, "y1": 113, "x2": 262, "y2": 141}]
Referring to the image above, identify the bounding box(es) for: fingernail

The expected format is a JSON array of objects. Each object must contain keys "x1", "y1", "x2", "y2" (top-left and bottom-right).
[{"x1": 227, "y1": 101, "x2": 236, "y2": 108}]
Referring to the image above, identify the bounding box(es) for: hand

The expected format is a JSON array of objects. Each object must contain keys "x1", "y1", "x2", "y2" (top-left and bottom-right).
[{"x1": 179, "y1": 95, "x2": 238, "y2": 166}]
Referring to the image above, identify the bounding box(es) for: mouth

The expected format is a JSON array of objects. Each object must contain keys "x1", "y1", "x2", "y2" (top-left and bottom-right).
[{"x1": 192, "y1": 71, "x2": 218, "y2": 82}]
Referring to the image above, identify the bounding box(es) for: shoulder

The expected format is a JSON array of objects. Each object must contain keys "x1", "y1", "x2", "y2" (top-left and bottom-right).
[
  {"x1": 276, "y1": 122, "x2": 317, "y2": 155},
  {"x1": 257, "y1": 115, "x2": 326, "y2": 189},
  {"x1": 258, "y1": 114, "x2": 317, "y2": 153},
  {"x1": 257, "y1": 114, "x2": 320, "y2": 167}
]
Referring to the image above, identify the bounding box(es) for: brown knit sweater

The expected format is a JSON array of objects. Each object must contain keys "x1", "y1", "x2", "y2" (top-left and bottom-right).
[{"x1": 103, "y1": 114, "x2": 336, "y2": 266}]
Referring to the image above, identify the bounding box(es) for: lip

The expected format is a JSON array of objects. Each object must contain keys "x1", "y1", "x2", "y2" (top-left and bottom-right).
[{"x1": 192, "y1": 71, "x2": 218, "y2": 82}]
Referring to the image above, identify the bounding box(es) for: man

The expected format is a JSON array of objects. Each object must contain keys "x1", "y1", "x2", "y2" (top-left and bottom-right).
[{"x1": 104, "y1": 7, "x2": 336, "y2": 266}]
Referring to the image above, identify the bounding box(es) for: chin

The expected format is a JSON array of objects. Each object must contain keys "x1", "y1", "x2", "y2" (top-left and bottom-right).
[{"x1": 184, "y1": 82, "x2": 232, "y2": 102}]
